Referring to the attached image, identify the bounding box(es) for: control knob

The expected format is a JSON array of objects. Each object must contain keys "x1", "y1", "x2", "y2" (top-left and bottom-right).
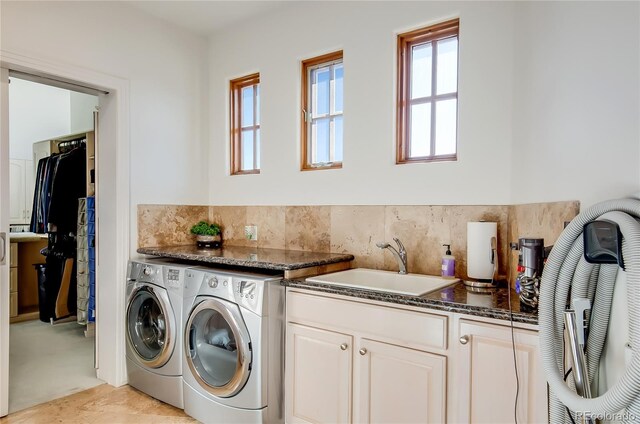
[
  {"x1": 143, "y1": 266, "x2": 152, "y2": 276},
  {"x1": 208, "y1": 276, "x2": 219, "y2": 288}
]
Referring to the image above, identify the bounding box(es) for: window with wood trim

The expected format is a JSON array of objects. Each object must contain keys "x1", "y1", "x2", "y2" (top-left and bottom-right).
[
  {"x1": 301, "y1": 51, "x2": 343, "y2": 170},
  {"x1": 397, "y1": 19, "x2": 459, "y2": 164},
  {"x1": 230, "y1": 73, "x2": 260, "y2": 174}
]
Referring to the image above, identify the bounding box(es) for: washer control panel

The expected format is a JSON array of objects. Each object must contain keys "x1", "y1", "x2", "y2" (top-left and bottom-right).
[{"x1": 165, "y1": 268, "x2": 182, "y2": 288}]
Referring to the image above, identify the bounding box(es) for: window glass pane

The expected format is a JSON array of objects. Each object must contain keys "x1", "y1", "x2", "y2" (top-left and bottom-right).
[
  {"x1": 241, "y1": 129, "x2": 254, "y2": 170},
  {"x1": 410, "y1": 103, "x2": 431, "y2": 157},
  {"x1": 411, "y1": 43, "x2": 432, "y2": 99},
  {"x1": 436, "y1": 37, "x2": 458, "y2": 95},
  {"x1": 435, "y1": 99, "x2": 457, "y2": 155},
  {"x1": 256, "y1": 128, "x2": 260, "y2": 169},
  {"x1": 255, "y1": 85, "x2": 260, "y2": 124},
  {"x1": 334, "y1": 116, "x2": 343, "y2": 162},
  {"x1": 334, "y1": 64, "x2": 343, "y2": 113},
  {"x1": 241, "y1": 86, "x2": 254, "y2": 125},
  {"x1": 312, "y1": 118, "x2": 330, "y2": 163},
  {"x1": 313, "y1": 67, "x2": 331, "y2": 116}
]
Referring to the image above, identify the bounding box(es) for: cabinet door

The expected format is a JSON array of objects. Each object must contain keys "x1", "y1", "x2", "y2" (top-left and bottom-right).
[
  {"x1": 9, "y1": 243, "x2": 17, "y2": 268},
  {"x1": 286, "y1": 323, "x2": 352, "y2": 424},
  {"x1": 9, "y1": 160, "x2": 25, "y2": 224},
  {"x1": 355, "y1": 339, "x2": 446, "y2": 424},
  {"x1": 9, "y1": 267, "x2": 17, "y2": 293},
  {"x1": 455, "y1": 320, "x2": 548, "y2": 424}
]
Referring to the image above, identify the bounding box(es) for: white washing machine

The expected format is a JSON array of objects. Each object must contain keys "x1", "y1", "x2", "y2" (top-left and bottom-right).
[
  {"x1": 125, "y1": 258, "x2": 191, "y2": 409},
  {"x1": 182, "y1": 267, "x2": 285, "y2": 423}
]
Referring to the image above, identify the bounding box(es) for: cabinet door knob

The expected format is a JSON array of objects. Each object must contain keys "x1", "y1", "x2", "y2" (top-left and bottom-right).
[
  {"x1": 340, "y1": 343, "x2": 348, "y2": 351},
  {"x1": 459, "y1": 335, "x2": 470, "y2": 345},
  {"x1": 359, "y1": 348, "x2": 368, "y2": 355}
]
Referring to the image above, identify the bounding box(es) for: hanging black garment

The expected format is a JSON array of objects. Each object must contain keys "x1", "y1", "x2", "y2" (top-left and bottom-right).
[
  {"x1": 29, "y1": 158, "x2": 46, "y2": 233},
  {"x1": 29, "y1": 157, "x2": 50, "y2": 233},
  {"x1": 30, "y1": 155, "x2": 60, "y2": 234},
  {"x1": 48, "y1": 146, "x2": 86, "y2": 235}
]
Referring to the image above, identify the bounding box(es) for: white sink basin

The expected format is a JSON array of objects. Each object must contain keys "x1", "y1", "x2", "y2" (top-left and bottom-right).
[{"x1": 306, "y1": 268, "x2": 459, "y2": 296}]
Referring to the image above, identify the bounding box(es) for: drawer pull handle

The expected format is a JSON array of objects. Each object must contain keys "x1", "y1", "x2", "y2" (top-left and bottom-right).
[
  {"x1": 340, "y1": 343, "x2": 348, "y2": 351},
  {"x1": 459, "y1": 335, "x2": 470, "y2": 345},
  {"x1": 359, "y1": 348, "x2": 367, "y2": 355}
]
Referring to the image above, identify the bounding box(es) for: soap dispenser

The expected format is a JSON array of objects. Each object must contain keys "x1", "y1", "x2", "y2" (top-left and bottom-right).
[{"x1": 441, "y1": 244, "x2": 456, "y2": 278}]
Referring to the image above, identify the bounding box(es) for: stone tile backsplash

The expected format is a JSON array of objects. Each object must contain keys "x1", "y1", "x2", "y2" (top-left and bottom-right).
[
  {"x1": 139, "y1": 201, "x2": 580, "y2": 283},
  {"x1": 137, "y1": 204, "x2": 209, "y2": 248}
]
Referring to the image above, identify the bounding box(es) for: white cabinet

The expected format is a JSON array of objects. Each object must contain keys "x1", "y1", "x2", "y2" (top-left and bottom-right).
[
  {"x1": 355, "y1": 338, "x2": 446, "y2": 424},
  {"x1": 285, "y1": 289, "x2": 548, "y2": 424},
  {"x1": 454, "y1": 319, "x2": 548, "y2": 424},
  {"x1": 285, "y1": 290, "x2": 448, "y2": 424},
  {"x1": 9, "y1": 159, "x2": 33, "y2": 225},
  {"x1": 286, "y1": 324, "x2": 352, "y2": 424}
]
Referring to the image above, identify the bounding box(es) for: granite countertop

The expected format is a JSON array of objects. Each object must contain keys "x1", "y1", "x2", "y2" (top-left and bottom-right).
[
  {"x1": 283, "y1": 279, "x2": 537, "y2": 325},
  {"x1": 137, "y1": 245, "x2": 354, "y2": 271}
]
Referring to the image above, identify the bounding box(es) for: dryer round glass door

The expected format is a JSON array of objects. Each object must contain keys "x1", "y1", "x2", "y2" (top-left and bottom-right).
[
  {"x1": 126, "y1": 284, "x2": 175, "y2": 368},
  {"x1": 185, "y1": 297, "x2": 252, "y2": 398}
]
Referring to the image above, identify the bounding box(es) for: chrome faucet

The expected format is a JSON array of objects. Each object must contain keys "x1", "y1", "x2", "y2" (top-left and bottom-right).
[{"x1": 376, "y1": 238, "x2": 407, "y2": 274}]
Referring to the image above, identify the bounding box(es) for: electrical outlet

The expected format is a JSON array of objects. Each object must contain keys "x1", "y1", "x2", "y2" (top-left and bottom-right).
[{"x1": 245, "y1": 225, "x2": 258, "y2": 241}]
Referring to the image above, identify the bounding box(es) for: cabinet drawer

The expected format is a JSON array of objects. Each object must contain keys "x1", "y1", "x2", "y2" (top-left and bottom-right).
[
  {"x1": 9, "y1": 292, "x2": 17, "y2": 318},
  {"x1": 9, "y1": 243, "x2": 17, "y2": 267},
  {"x1": 287, "y1": 290, "x2": 448, "y2": 351},
  {"x1": 9, "y1": 268, "x2": 17, "y2": 293}
]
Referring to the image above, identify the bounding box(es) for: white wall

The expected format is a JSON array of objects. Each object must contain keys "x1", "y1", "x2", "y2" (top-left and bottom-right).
[
  {"x1": 1, "y1": 1, "x2": 209, "y2": 248},
  {"x1": 511, "y1": 1, "x2": 640, "y2": 208},
  {"x1": 70, "y1": 91, "x2": 98, "y2": 134},
  {"x1": 208, "y1": 1, "x2": 640, "y2": 208},
  {"x1": 208, "y1": 1, "x2": 516, "y2": 206},
  {"x1": 8, "y1": 78, "x2": 70, "y2": 160}
]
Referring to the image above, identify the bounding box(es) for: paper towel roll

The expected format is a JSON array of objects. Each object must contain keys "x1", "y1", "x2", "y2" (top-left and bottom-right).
[{"x1": 467, "y1": 222, "x2": 498, "y2": 280}]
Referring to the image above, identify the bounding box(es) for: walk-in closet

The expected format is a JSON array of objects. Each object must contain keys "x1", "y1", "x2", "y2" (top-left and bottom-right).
[{"x1": 7, "y1": 76, "x2": 101, "y2": 412}]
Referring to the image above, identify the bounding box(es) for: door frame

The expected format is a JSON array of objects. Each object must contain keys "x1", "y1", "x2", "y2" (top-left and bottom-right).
[
  {"x1": 0, "y1": 49, "x2": 131, "y2": 413},
  {"x1": 0, "y1": 67, "x2": 10, "y2": 417}
]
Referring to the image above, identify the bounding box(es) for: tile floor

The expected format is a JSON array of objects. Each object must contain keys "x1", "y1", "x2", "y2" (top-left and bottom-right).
[
  {"x1": 0, "y1": 384, "x2": 195, "y2": 423},
  {"x1": 9, "y1": 320, "x2": 102, "y2": 412}
]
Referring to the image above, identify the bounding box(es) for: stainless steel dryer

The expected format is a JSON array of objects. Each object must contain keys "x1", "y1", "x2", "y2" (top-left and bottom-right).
[
  {"x1": 182, "y1": 267, "x2": 285, "y2": 423},
  {"x1": 126, "y1": 258, "x2": 190, "y2": 408}
]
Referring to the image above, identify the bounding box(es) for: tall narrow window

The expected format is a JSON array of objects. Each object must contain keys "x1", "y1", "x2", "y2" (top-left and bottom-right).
[
  {"x1": 397, "y1": 19, "x2": 459, "y2": 164},
  {"x1": 301, "y1": 51, "x2": 343, "y2": 170},
  {"x1": 230, "y1": 73, "x2": 260, "y2": 174}
]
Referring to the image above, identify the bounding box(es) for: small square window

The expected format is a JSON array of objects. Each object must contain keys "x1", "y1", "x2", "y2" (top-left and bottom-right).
[
  {"x1": 230, "y1": 73, "x2": 260, "y2": 174},
  {"x1": 301, "y1": 51, "x2": 343, "y2": 170},
  {"x1": 397, "y1": 19, "x2": 459, "y2": 164}
]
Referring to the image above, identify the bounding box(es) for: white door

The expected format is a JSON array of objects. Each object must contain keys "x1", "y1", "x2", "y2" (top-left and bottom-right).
[
  {"x1": 354, "y1": 338, "x2": 447, "y2": 424},
  {"x1": 0, "y1": 67, "x2": 11, "y2": 416},
  {"x1": 455, "y1": 319, "x2": 548, "y2": 424},
  {"x1": 285, "y1": 323, "x2": 352, "y2": 424}
]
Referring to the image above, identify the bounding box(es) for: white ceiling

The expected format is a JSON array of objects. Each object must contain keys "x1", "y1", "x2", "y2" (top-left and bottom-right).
[{"x1": 126, "y1": 1, "x2": 288, "y2": 36}]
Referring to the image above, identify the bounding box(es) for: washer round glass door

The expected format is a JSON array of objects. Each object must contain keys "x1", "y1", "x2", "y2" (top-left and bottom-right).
[
  {"x1": 185, "y1": 297, "x2": 252, "y2": 398},
  {"x1": 126, "y1": 284, "x2": 175, "y2": 368}
]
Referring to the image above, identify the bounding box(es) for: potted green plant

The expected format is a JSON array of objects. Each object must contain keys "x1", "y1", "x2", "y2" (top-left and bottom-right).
[{"x1": 190, "y1": 221, "x2": 223, "y2": 249}]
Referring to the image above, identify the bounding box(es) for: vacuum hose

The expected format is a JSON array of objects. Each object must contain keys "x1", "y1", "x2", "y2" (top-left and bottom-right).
[{"x1": 540, "y1": 198, "x2": 640, "y2": 422}]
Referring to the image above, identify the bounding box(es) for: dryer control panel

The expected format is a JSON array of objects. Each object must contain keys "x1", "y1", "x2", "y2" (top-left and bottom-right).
[{"x1": 233, "y1": 279, "x2": 267, "y2": 315}]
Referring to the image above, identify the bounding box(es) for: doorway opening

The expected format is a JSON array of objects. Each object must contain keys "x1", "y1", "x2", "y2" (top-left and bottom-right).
[{"x1": 7, "y1": 76, "x2": 102, "y2": 412}]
